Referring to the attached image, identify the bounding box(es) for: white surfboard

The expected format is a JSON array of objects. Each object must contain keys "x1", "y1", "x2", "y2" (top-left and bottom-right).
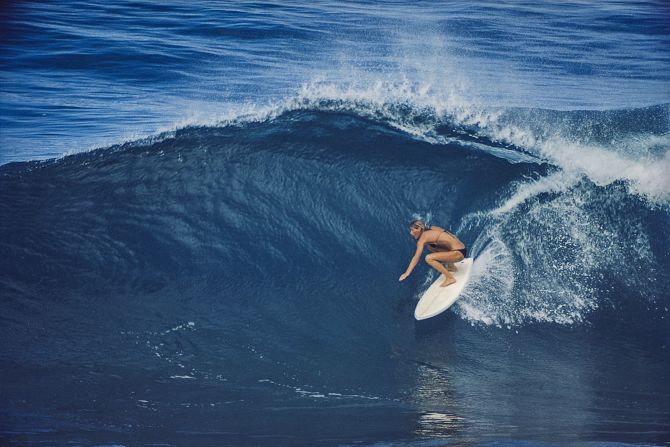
[{"x1": 414, "y1": 258, "x2": 473, "y2": 320}]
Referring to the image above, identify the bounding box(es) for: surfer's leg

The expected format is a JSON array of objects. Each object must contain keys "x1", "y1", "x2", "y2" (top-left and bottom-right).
[{"x1": 425, "y1": 251, "x2": 465, "y2": 287}]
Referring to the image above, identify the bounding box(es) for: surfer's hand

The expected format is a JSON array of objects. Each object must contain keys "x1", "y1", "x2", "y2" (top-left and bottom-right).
[{"x1": 399, "y1": 273, "x2": 409, "y2": 281}]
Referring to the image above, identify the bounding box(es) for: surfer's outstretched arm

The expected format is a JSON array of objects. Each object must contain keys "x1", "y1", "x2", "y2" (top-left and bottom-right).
[{"x1": 399, "y1": 241, "x2": 424, "y2": 281}]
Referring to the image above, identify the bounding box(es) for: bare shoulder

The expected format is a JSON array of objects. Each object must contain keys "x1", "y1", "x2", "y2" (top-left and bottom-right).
[
  {"x1": 417, "y1": 231, "x2": 431, "y2": 244},
  {"x1": 419, "y1": 227, "x2": 438, "y2": 243}
]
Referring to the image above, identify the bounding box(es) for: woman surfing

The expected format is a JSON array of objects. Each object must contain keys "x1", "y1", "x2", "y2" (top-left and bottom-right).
[{"x1": 399, "y1": 219, "x2": 467, "y2": 287}]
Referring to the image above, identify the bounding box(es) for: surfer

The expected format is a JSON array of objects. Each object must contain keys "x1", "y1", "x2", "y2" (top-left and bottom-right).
[{"x1": 399, "y1": 219, "x2": 467, "y2": 287}]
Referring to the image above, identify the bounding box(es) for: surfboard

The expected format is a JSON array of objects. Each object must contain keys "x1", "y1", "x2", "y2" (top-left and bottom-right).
[{"x1": 414, "y1": 258, "x2": 473, "y2": 320}]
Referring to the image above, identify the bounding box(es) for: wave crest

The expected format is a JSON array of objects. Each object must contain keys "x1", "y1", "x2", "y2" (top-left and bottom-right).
[{"x1": 197, "y1": 81, "x2": 670, "y2": 205}]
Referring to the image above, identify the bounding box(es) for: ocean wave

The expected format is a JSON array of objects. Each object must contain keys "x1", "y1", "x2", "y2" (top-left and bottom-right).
[{"x1": 2, "y1": 104, "x2": 668, "y2": 330}]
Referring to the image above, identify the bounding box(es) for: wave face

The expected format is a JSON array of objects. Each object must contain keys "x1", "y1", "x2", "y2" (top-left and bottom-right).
[{"x1": 2, "y1": 104, "x2": 669, "y2": 445}]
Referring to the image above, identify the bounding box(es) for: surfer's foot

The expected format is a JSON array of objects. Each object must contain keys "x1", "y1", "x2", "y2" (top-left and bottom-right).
[
  {"x1": 447, "y1": 264, "x2": 458, "y2": 272},
  {"x1": 440, "y1": 277, "x2": 456, "y2": 288}
]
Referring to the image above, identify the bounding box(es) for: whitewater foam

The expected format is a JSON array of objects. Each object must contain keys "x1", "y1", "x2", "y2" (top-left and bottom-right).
[
  {"x1": 490, "y1": 171, "x2": 580, "y2": 216},
  {"x1": 528, "y1": 135, "x2": 670, "y2": 205},
  {"x1": 456, "y1": 164, "x2": 659, "y2": 327},
  {"x1": 454, "y1": 239, "x2": 517, "y2": 327},
  {"x1": 456, "y1": 104, "x2": 670, "y2": 205}
]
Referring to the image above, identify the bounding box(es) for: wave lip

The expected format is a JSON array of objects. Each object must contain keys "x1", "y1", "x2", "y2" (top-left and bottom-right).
[
  {"x1": 453, "y1": 104, "x2": 670, "y2": 204},
  {"x1": 190, "y1": 80, "x2": 670, "y2": 205}
]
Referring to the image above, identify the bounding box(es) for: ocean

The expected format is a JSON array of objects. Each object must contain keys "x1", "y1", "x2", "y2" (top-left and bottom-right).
[{"x1": 1, "y1": 1, "x2": 669, "y2": 445}]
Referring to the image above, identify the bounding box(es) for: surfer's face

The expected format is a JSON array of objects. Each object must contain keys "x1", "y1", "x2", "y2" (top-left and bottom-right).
[{"x1": 409, "y1": 225, "x2": 422, "y2": 239}]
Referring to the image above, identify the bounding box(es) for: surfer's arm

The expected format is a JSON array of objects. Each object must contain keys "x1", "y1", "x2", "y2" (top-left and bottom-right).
[{"x1": 399, "y1": 241, "x2": 425, "y2": 281}]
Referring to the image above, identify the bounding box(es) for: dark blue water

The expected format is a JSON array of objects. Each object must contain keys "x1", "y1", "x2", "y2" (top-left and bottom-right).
[{"x1": 1, "y1": 1, "x2": 669, "y2": 446}]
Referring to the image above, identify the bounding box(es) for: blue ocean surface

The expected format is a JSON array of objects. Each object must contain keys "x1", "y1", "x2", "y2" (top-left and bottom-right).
[{"x1": 1, "y1": 1, "x2": 669, "y2": 446}]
